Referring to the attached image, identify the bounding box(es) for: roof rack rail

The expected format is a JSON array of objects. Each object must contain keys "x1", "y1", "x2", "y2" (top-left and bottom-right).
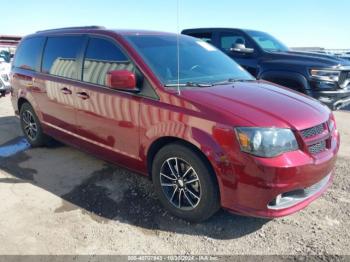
[{"x1": 36, "y1": 26, "x2": 105, "y2": 33}]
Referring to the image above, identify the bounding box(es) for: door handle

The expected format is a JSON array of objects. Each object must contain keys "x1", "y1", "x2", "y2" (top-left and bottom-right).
[
  {"x1": 60, "y1": 87, "x2": 72, "y2": 95},
  {"x1": 76, "y1": 91, "x2": 90, "y2": 100}
]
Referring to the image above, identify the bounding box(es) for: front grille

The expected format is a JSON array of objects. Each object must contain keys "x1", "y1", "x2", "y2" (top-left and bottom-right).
[
  {"x1": 308, "y1": 140, "x2": 326, "y2": 154},
  {"x1": 339, "y1": 71, "x2": 350, "y2": 88},
  {"x1": 301, "y1": 124, "x2": 325, "y2": 139}
]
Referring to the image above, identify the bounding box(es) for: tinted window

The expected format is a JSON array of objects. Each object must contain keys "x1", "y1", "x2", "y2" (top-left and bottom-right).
[
  {"x1": 188, "y1": 32, "x2": 213, "y2": 44},
  {"x1": 83, "y1": 38, "x2": 134, "y2": 86},
  {"x1": 13, "y1": 37, "x2": 45, "y2": 71},
  {"x1": 245, "y1": 30, "x2": 289, "y2": 52},
  {"x1": 85, "y1": 38, "x2": 128, "y2": 61},
  {"x1": 42, "y1": 36, "x2": 85, "y2": 79},
  {"x1": 219, "y1": 33, "x2": 253, "y2": 52}
]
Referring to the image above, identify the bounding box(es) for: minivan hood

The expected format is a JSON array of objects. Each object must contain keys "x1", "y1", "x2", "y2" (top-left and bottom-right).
[
  {"x1": 265, "y1": 50, "x2": 350, "y2": 68},
  {"x1": 182, "y1": 81, "x2": 330, "y2": 130}
]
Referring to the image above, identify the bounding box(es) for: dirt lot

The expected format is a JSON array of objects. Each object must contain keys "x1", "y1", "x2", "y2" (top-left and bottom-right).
[{"x1": 0, "y1": 95, "x2": 349, "y2": 256}]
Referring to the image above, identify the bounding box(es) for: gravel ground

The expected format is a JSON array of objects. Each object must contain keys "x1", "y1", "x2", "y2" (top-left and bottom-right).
[{"x1": 0, "y1": 95, "x2": 349, "y2": 256}]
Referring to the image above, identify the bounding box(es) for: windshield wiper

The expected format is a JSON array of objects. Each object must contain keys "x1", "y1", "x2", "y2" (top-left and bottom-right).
[
  {"x1": 213, "y1": 78, "x2": 255, "y2": 85},
  {"x1": 164, "y1": 82, "x2": 213, "y2": 88}
]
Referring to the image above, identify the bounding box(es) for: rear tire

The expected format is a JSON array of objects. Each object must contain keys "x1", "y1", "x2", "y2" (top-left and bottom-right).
[
  {"x1": 20, "y1": 102, "x2": 50, "y2": 147},
  {"x1": 152, "y1": 143, "x2": 220, "y2": 222}
]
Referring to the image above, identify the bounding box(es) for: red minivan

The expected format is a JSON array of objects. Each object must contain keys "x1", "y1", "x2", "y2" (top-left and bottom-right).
[{"x1": 10, "y1": 26, "x2": 339, "y2": 222}]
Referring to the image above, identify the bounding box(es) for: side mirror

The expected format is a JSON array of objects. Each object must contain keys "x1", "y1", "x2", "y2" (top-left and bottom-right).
[
  {"x1": 106, "y1": 70, "x2": 139, "y2": 92},
  {"x1": 230, "y1": 44, "x2": 254, "y2": 54}
]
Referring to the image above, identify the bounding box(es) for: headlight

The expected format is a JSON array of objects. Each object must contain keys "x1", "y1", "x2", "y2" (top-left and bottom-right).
[
  {"x1": 310, "y1": 69, "x2": 340, "y2": 82},
  {"x1": 235, "y1": 127, "x2": 299, "y2": 157},
  {"x1": 328, "y1": 113, "x2": 336, "y2": 132}
]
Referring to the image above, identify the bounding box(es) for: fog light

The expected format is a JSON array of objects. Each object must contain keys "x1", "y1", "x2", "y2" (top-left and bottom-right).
[{"x1": 275, "y1": 194, "x2": 282, "y2": 205}]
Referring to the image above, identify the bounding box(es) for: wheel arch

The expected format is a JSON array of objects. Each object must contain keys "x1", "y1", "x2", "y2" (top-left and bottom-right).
[
  {"x1": 16, "y1": 93, "x2": 43, "y2": 121},
  {"x1": 146, "y1": 135, "x2": 223, "y2": 209},
  {"x1": 259, "y1": 70, "x2": 310, "y2": 93},
  {"x1": 146, "y1": 136, "x2": 217, "y2": 181},
  {"x1": 18, "y1": 97, "x2": 30, "y2": 112},
  {"x1": 144, "y1": 122, "x2": 235, "y2": 202}
]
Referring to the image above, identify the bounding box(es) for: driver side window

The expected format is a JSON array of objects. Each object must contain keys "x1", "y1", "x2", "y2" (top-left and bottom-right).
[
  {"x1": 252, "y1": 37, "x2": 278, "y2": 50},
  {"x1": 83, "y1": 37, "x2": 135, "y2": 86},
  {"x1": 219, "y1": 33, "x2": 253, "y2": 52}
]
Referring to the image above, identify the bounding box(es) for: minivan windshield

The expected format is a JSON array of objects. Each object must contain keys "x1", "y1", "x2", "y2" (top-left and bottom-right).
[
  {"x1": 245, "y1": 30, "x2": 289, "y2": 52},
  {"x1": 126, "y1": 34, "x2": 254, "y2": 87}
]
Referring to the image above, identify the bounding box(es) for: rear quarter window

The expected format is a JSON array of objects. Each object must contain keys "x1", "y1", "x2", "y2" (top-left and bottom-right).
[
  {"x1": 13, "y1": 37, "x2": 46, "y2": 71},
  {"x1": 185, "y1": 32, "x2": 213, "y2": 44}
]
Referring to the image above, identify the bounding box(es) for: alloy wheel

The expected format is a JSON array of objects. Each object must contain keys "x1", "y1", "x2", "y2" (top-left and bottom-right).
[
  {"x1": 160, "y1": 157, "x2": 201, "y2": 210},
  {"x1": 22, "y1": 110, "x2": 38, "y2": 141}
]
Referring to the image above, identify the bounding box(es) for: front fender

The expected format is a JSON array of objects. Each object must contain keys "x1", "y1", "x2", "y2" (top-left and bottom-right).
[
  {"x1": 144, "y1": 121, "x2": 228, "y2": 165},
  {"x1": 143, "y1": 121, "x2": 236, "y2": 204}
]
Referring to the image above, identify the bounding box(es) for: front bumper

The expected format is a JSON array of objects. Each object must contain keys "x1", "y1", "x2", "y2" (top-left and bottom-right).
[
  {"x1": 0, "y1": 84, "x2": 11, "y2": 96},
  {"x1": 220, "y1": 129, "x2": 339, "y2": 218},
  {"x1": 309, "y1": 86, "x2": 350, "y2": 110},
  {"x1": 267, "y1": 173, "x2": 331, "y2": 210},
  {"x1": 0, "y1": 76, "x2": 11, "y2": 95}
]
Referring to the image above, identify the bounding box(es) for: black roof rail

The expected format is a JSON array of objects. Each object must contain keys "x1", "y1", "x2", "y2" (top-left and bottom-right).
[{"x1": 36, "y1": 26, "x2": 105, "y2": 33}]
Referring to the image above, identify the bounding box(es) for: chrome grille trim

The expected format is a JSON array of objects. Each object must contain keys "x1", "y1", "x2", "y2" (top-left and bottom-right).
[
  {"x1": 339, "y1": 71, "x2": 347, "y2": 84},
  {"x1": 301, "y1": 123, "x2": 325, "y2": 139},
  {"x1": 339, "y1": 71, "x2": 350, "y2": 88},
  {"x1": 308, "y1": 140, "x2": 326, "y2": 154}
]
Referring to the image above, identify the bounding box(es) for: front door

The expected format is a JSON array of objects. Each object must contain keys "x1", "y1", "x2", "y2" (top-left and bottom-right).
[
  {"x1": 73, "y1": 37, "x2": 141, "y2": 163},
  {"x1": 218, "y1": 31, "x2": 259, "y2": 77}
]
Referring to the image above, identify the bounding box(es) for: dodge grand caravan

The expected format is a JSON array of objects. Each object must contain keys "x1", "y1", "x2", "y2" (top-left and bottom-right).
[{"x1": 11, "y1": 26, "x2": 339, "y2": 222}]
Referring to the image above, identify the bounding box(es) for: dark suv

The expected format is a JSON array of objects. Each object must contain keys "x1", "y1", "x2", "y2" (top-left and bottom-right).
[{"x1": 182, "y1": 28, "x2": 350, "y2": 110}]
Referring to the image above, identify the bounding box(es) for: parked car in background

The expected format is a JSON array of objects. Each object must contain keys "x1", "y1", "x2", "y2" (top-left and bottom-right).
[
  {"x1": 0, "y1": 57, "x2": 11, "y2": 97},
  {"x1": 0, "y1": 50, "x2": 11, "y2": 63},
  {"x1": 182, "y1": 28, "x2": 350, "y2": 110},
  {"x1": 11, "y1": 27, "x2": 339, "y2": 222},
  {"x1": 311, "y1": 50, "x2": 336, "y2": 56},
  {"x1": 339, "y1": 53, "x2": 350, "y2": 62}
]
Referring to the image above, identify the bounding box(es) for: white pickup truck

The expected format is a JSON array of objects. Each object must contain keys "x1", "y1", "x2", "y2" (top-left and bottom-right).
[{"x1": 0, "y1": 57, "x2": 11, "y2": 97}]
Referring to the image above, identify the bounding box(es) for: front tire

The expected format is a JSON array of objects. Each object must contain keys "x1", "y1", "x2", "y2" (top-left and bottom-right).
[
  {"x1": 20, "y1": 102, "x2": 49, "y2": 147},
  {"x1": 152, "y1": 143, "x2": 220, "y2": 222}
]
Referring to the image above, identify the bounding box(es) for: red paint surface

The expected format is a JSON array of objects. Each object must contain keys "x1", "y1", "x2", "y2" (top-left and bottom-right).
[{"x1": 11, "y1": 29, "x2": 339, "y2": 218}]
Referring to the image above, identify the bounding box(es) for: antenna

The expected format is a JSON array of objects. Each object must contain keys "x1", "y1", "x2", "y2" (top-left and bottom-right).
[{"x1": 176, "y1": 0, "x2": 181, "y2": 95}]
